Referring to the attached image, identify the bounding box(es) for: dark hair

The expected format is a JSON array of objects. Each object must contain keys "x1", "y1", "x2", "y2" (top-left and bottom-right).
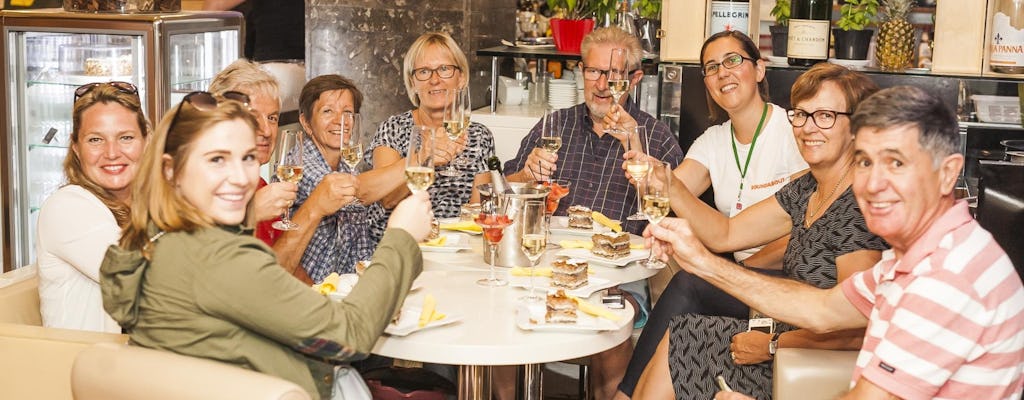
[
  {"x1": 699, "y1": 30, "x2": 769, "y2": 123},
  {"x1": 299, "y1": 74, "x2": 364, "y2": 120},
  {"x1": 791, "y1": 63, "x2": 879, "y2": 114},
  {"x1": 67, "y1": 84, "x2": 150, "y2": 227},
  {"x1": 851, "y1": 86, "x2": 960, "y2": 167}
]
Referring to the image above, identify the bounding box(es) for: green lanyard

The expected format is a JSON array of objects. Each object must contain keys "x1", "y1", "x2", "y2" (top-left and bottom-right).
[{"x1": 730, "y1": 103, "x2": 769, "y2": 211}]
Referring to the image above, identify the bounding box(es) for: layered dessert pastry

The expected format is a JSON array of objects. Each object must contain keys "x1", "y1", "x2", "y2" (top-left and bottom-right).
[
  {"x1": 591, "y1": 232, "x2": 631, "y2": 259},
  {"x1": 545, "y1": 290, "x2": 578, "y2": 324},
  {"x1": 567, "y1": 205, "x2": 593, "y2": 229},
  {"x1": 551, "y1": 258, "x2": 589, "y2": 290}
]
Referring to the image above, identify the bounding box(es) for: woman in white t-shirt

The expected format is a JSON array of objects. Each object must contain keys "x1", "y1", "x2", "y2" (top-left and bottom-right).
[{"x1": 36, "y1": 82, "x2": 149, "y2": 333}]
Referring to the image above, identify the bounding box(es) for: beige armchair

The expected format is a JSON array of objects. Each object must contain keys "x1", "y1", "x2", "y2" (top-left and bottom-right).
[
  {"x1": 0, "y1": 265, "x2": 43, "y2": 325},
  {"x1": 773, "y1": 348, "x2": 858, "y2": 400},
  {"x1": 72, "y1": 343, "x2": 311, "y2": 400}
]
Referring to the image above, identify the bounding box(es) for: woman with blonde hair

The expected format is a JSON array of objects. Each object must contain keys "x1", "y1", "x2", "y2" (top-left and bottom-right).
[
  {"x1": 101, "y1": 90, "x2": 432, "y2": 400},
  {"x1": 36, "y1": 81, "x2": 148, "y2": 332}
]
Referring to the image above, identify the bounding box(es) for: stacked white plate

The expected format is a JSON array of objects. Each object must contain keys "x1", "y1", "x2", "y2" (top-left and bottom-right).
[{"x1": 548, "y1": 78, "x2": 578, "y2": 110}]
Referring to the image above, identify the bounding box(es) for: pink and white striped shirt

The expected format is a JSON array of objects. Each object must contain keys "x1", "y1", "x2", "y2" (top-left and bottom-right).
[{"x1": 842, "y1": 201, "x2": 1024, "y2": 400}]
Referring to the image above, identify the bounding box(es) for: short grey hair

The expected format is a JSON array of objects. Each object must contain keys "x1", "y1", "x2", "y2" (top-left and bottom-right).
[
  {"x1": 580, "y1": 27, "x2": 643, "y2": 70},
  {"x1": 208, "y1": 58, "x2": 280, "y2": 106},
  {"x1": 851, "y1": 86, "x2": 960, "y2": 168}
]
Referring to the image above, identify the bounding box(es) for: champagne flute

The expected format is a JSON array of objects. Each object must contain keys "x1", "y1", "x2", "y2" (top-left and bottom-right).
[
  {"x1": 405, "y1": 125, "x2": 436, "y2": 193},
  {"x1": 604, "y1": 48, "x2": 630, "y2": 135},
  {"x1": 519, "y1": 200, "x2": 547, "y2": 301},
  {"x1": 440, "y1": 88, "x2": 464, "y2": 177},
  {"x1": 641, "y1": 161, "x2": 671, "y2": 269},
  {"x1": 475, "y1": 199, "x2": 512, "y2": 287},
  {"x1": 625, "y1": 126, "x2": 652, "y2": 221},
  {"x1": 340, "y1": 112, "x2": 363, "y2": 174},
  {"x1": 272, "y1": 129, "x2": 304, "y2": 231},
  {"x1": 539, "y1": 109, "x2": 561, "y2": 156}
]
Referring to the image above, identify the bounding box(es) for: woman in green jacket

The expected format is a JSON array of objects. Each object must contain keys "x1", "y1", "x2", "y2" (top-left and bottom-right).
[{"x1": 100, "y1": 91, "x2": 432, "y2": 400}]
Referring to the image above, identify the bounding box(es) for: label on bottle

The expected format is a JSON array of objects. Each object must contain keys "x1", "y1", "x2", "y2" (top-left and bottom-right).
[
  {"x1": 990, "y1": 11, "x2": 1024, "y2": 71},
  {"x1": 708, "y1": 1, "x2": 751, "y2": 36},
  {"x1": 787, "y1": 19, "x2": 830, "y2": 60}
]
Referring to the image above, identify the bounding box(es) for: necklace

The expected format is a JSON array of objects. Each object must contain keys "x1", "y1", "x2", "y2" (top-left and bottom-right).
[
  {"x1": 730, "y1": 103, "x2": 770, "y2": 211},
  {"x1": 805, "y1": 168, "x2": 851, "y2": 225}
]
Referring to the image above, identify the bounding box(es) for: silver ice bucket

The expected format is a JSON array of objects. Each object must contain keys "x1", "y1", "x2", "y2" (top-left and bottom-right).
[{"x1": 478, "y1": 182, "x2": 550, "y2": 267}]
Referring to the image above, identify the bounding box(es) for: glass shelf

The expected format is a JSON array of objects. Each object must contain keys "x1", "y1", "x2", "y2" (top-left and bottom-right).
[{"x1": 28, "y1": 143, "x2": 69, "y2": 151}]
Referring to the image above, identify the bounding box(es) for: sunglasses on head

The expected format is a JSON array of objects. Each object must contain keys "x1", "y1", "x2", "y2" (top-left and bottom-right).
[
  {"x1": 74, "y1": 81, "x2": 139, "y2": 102},
  {"x1": 166, "y1": 90, "x2": 251, "y2": 137}
]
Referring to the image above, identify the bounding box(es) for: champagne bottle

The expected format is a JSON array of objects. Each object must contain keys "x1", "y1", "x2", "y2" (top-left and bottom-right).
[
  {"x1": 486, "y1": 156, "x2": 515, "y2": 195},
  {"x1": 708, "y1": 0, "x2": 751, "y2": 36},
  {"x1": 787, "y1": 0, "x2": 831, "y2": 66}
]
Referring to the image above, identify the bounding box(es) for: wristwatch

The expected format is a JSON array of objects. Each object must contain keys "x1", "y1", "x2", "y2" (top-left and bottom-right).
[{"x1": 768, "y1": 332, "x2": 782, "y2": 356}]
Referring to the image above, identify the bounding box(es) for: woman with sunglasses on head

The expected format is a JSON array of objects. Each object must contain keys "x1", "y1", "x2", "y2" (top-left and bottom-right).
[
  {"x1": 100, "y1": 91, "x2": 432, "y2": 400},
  {"x1": 630, "y1": 63, "x2": 890, "y2": 399},
  {"x1": 364, "y1": 32, "x2": 496, "y2": 240},
  {"x1": 35, "y1": 81, "x2": 148, "y2": 333}
]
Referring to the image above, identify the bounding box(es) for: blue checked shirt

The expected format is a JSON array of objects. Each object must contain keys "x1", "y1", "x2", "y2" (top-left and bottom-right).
[{"x1": 504, "y1": 101, "x2": 685, "y2": 235}]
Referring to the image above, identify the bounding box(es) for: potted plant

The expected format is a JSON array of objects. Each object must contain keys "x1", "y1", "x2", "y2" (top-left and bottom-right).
[
  {"x1": 547, "y1": 0, "x2": 597, "y2": 53},
  {"x1": 769, "y1": 0, "x2": 790, "y2": 58},
  {"x1": 634, "y1": 0, "x2": 661, "y2": 55},
  {"x1": 834, "y1": 0, "x2": 879, "y2": 60}
]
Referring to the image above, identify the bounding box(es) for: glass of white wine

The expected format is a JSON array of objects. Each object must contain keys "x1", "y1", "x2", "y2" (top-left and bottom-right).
[
  {"x1": 625, "y1": 126, "x2": 651, "y2": 221},
  {"x1": 405, "y1": 125, "x2": 436, "y2": 193},
  {"x1": 538, "y1": 110, "x2": 561, "y2": 156},
  {"x1": 519, "y1": 200, "x2": 547, "y2": 302},
  {"x1": 272, "y1": 129, "x2": 304, "y2": 231},
  {"x1": 604, "y1": 47, "x2": 630, "y2": 135},
  {"x1": 440, "y1": 88, "x2": 465, "y2": 177},
  {"x1": 641, "y1": 161, "x2": 671, "y2": 269},
  {"x1": 340, "y1": 112, "x2": 363, "y2": 174}
]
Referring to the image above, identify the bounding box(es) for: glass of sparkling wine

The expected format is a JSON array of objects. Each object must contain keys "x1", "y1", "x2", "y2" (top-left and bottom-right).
[
  {"x1": 405, "y1": 125, "x2": 436, "y2": 193},
  {"x1": 641, "y1": 161, "x2": 671, "y2": 269},
  {"x1": 475, "y1": 199, "x2": 512, "y2": 287},
  {"x1": 604, "y1": 47, "x2": 630, "y2": 135},
  {"x1": 272, "y1": 129, "x2": 304, "y2": 231},
  {"x1": 539, "y1": 110, "x2": 561, "y2": 157},
  {"x1": 626, "y1": 126, "x2": 651, "y2": 221},
  {"x1": 440, "y1": 88, "x2": 465, "y2": 177},
  {"x1": 340, "y1": 112, "x2": 363, "y2": 174},
  {"x1": 519, "y1": 200, "x2": 547, "y2": 301}
]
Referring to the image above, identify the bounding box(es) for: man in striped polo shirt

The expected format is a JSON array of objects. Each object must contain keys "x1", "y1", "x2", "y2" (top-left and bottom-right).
[{"x1": 640, "y1": 86, "x2": 1024, "y2": 400}]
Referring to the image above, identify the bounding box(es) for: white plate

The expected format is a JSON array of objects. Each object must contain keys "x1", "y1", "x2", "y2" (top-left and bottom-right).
[
  {"x1": 515, "y1": 302, "x2": 626, "y2": 332},
  {"x1": 509, "y1": 275, "x2": 616, "y2": 297},
  {"x1": 766, "y1": 55, "x2": 787, "y2": 66},
  {"x1": 419, "y1": 234, "x2": 472, "y2": 252},
  {"x1": 326, "y1": 277, "x2": 424, "y2": 301},
  {"x1": 385, "y1": 305, "x2": 463, "y2": 337},
  {"x1": 828, "y1": 58, "x2": 870, "y2": 69},
  {"x1": 555, "y1": 248, "x2": 649, "y2": 267},
  {"x1": 438, "y1": 218, "x2": 482, "y2": 235},
  {"x1": 549, "y1": 216, "x2": 617, "y2": 236}
]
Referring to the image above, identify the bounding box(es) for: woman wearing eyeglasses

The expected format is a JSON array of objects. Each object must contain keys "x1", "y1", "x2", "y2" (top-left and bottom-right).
[
  {"x1": 100, "y1": 91, "x2": 432, "y2": 400},
  {"x1": 629, "y1": 64, "x2": 890, "y2": 399},
  {"x1": 365, "y1": 32, "x2": 496, "y2": 239},
  {"x1": 35, "y1": 82, "x2": 148, "y2": 333}
]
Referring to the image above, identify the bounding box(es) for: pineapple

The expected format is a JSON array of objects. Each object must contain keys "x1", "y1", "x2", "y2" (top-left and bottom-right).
[{"x1": 876, "y1": 0, "x2": 916, "y2": 71}]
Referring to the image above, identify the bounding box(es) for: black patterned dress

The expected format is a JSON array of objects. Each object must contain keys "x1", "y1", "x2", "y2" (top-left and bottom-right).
[{"x1": 666, "y1": 173, "x2": 888, "y2": 399}]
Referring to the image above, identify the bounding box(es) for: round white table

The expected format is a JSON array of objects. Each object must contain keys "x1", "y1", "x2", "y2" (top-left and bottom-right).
[{"x1": 371, "y1": 230, "x2": 658, "y2": 400}]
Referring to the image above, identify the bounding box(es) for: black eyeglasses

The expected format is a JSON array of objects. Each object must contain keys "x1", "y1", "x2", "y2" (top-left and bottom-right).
[
  {"x1": 74, "y1": 81, "x2": 138, "y2": 102},
  {"x1": 412, "y1": 64, "x2": 461, "y2": 81},
  {"x1": 166, "y1": 90, "x2": 251, "y2": 138},
  {"x1": 581, "y1": 66, "x2": 638, "y2": 81},
  {"x1": 786, "y1": 108, "x2": 852, "y2": 129},
  {"x1": 701, "y1": 53, "x2": 756, "y2": 77}
]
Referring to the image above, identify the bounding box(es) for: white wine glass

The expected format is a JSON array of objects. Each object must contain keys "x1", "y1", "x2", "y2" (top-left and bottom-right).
[
  {"x1": 340, "y1": 112, "x2": 363, "y2": 175},
  {"x1": 519, "y1": 200, "x2": 547, "y2": 302},
  {"x1": 604, "y1": 48, "x2": 630, "y2": 135},
  {"x1": 272, "y1": 129, "x2": 304, "y2": 231},
  {"x1": 641, "y1": 161, "x2": 671, "y2": 269},
  {"x1": 625, "y1": 126, "x2": 651, "y2": 221},
  {"x1": 538, "y1": 109, "x2": 561, "y2": 158},
  {"x1": 405, "y1": 125, "x2": 436, "y2": 193},
  {"x1": 440, "y1": 88, "x2": 465, "y2": 177}
]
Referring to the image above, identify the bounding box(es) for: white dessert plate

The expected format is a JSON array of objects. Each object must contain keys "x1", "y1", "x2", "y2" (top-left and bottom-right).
[
  {"x1": 515, "y1": 302, "x2": 626, "y2": 332},
  {"x1": 549, "y1": 216, "x2": 618, "y2": 236},
  {"x1": 327, "y1": 276, "x2": 424, "y2": 301},
  {"x1": 438, "y1": 217, "x2": 482, "y2": 235},
  {"x1": 419, "y1": 234, "x2": 472, "y2": 252},
  {"x1": 508, "y1": 275, "x2": 616, "y2": 298},
  {"x1": 555, "y1": 248, "x2": 649, "y2": 267},
  {"x1": 385, "y1": 305, "x2": 463, "y2": 337}
]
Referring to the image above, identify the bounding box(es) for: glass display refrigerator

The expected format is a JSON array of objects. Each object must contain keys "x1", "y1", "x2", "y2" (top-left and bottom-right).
[{"x1": 0, "y1": 9, "x2": 243, "y2": 270}]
